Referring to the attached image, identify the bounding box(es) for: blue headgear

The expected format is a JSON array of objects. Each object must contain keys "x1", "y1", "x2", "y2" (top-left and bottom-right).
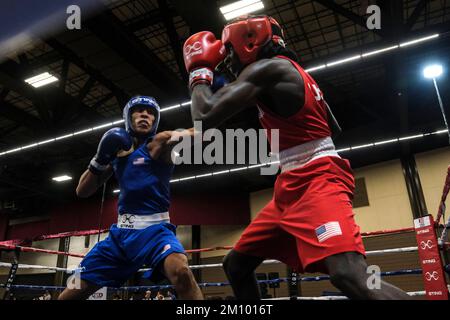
[{"x1": 123, "y1": 96, "x2": 160, "y2": 138}]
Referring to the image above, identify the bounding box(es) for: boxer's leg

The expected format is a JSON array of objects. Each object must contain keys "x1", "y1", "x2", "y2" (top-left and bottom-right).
[
  {"x1": 58, "y1": 279, "x2": 101, "y2": 300},
  {"x1": 223, "y1": 199, "x2": 294, "y2": 300},
  {"x1": 162, "y1": 253, "x2": 203, "y2": 300},
  {"x1": 324, "y1": 252, "x2": 411, "y2": 300},
  {"x1": 223, "y1": 249, "x2": 264, "y2": 299}
]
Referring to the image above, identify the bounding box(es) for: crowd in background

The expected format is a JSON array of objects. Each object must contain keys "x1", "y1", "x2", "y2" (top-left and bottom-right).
[{"x1": 6, "y1": 289, "x2": 239, "y2": 300}]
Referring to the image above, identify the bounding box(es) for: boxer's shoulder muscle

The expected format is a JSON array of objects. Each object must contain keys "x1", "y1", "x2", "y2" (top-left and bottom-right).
[
  {"x1": 240, "y1": 58, "x2": 301, "y2": 87},
  {"x1": 241, "y1": 58, "x2": 304, "y2": 116}
]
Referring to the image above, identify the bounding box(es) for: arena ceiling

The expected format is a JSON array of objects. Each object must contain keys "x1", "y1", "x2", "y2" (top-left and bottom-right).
[{"x1": 0, "y1": 0, "x2": 449, "y2": 217}]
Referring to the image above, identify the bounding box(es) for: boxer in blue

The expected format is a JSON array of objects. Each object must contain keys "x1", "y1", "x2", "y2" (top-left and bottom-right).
[{"x1": 58, "y1": 96, "x2": 203, "y2": 300}]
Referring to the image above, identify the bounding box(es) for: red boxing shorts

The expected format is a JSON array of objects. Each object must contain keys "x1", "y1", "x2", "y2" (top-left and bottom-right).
[{"x1": 234, "y1": 156, "x2": 365, "y2": 273}]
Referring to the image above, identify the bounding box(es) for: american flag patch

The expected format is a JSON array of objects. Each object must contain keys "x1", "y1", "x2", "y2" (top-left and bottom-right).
[
  {"x1": 315, "y1": 222, "x2": 342, "y2": 243},
  {"x1": 133, "y1": 157, "x2": 146, "y2": 165},
  {"x1": 160, "y1": 244, "x2": 171, "y2": 255}
]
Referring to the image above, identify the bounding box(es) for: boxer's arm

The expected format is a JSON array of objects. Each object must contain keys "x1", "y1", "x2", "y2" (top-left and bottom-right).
[
  {"x1": 76, "y1": 166, "x2": 113, "y2": 198},
  {"x1": 191, "y1": 59, "x2": 286, "y2": 130},
  {"x1": 149, "y1": 129, "x2": 195, "y2": 164}
]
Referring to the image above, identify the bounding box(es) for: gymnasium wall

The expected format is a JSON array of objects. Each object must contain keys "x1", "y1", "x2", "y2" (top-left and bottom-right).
[{"x1": 415, "y1": 146, "x2": 450, "y2": 218}]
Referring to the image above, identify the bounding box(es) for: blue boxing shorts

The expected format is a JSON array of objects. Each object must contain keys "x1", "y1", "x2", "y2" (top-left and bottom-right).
[{"x1": 79, "y1": 223, "x2": 185, "y2": 287}]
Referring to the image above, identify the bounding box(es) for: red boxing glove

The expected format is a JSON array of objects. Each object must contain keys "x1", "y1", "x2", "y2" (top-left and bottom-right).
[{"x1": 183, "y1": 31, "x2": 226, "y2": 90}]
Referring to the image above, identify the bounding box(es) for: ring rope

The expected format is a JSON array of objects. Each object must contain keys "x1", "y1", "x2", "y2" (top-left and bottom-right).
[
  {"x1": 3, "y1": 240, "x2": 447, "y2": 261},
  {"x1": 1, "y1": 267, "x2": 445, "y2": 292},
  {"x1": 2, "y1": 245, "x2": 446, "y2": 273},
  {"x1": 0, "y1": 226, "x2": 418, "y2": 249}
]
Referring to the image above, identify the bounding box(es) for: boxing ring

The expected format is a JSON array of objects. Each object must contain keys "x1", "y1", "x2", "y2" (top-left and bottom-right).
[
  {"x1": 1, "y1": 226, "x2": 449, "y2": 299},
  {"x1": 1, "y1": 168, "x2": 450, "y2": 300}
]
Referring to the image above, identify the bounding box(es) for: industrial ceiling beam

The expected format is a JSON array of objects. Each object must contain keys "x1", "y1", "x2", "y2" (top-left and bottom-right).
[
  {"x1": 405, "y1": 0, "x2": 428, "y2": 31},
  {"x1": 157, "y1": 0, "x2": 188, "y2": 82},
  {"x1": 313, "y1": 0, "x2": 386, "y2": 38},
  {"x1": 45, "y1": 37, "x2": 129, "y2": 103},
  {"x1": 86, "y1": 10, "x2": 188, "y2": 100}
]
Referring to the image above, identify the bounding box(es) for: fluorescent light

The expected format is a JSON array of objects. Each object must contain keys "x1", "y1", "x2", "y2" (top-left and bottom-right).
[
  {"x1": 305, "y1": 34, "x2": 438, "y2": 72},
  {"x1": 212, "y1": 170, "x2": 231, "y2": 175},
  {"x1": 248, "y1": 163, "x2": 265, "y2": 169},
  {"x1": 399, "y1": 34, "x2": 439, "y2": 47},
  {"x1": 224, "y1": 2, "x2": 265, "y2": 20},
  {"x1": 399, "y1": 134, "x2": 424, "y2": 141},
  {"x1": 93, "y1": 123, "x2": 114, "y2": 130},
  {"x1": 220, "y1": 0, "x2": 265, "y2": 21},
  {"x1": 423, "y1": 64, "x2": 443, "y2": 79},
  {"x1": 161, "y1": 104, "x2": 181, "y2": 112},
  {"x1": 55, "y1": 134, "x2": 74, "y2": 141},
  {"x1": 52, "y1": 175, "x2": 72, "y2": 182},
  {"x1": 178, "y1": 176, "x2": 196, "y2": 182},
  {"x1": 362, "y1": 45, "x2": 399, "y2": 57},
  {"x1": 113, "y1": 189, "x2": 120, "y2": 193},
  {"x1": 229, "y1": 167, "x2": 248, "y2": 172},
  {"x1": 220, "y1": 0, "x2": 260, "y2": 13},
  {"x1": 73, "y1": 128, "x2": 93, "y2": 136},
  {"x1": 31, "y1": 77, "x2": 58, "y2": 88},
  {"x1": 327, "y1": 55, "x2": 361, "y2": 67},
  {"x1": 181, "y1": 101, "x2": 192, "y2": 106},
  {"x1": 25, "y1": 73, "x2": 53, "y2": 83},
  {"x1": 113, "y1": 120, "x2": 125, "y2": 125},
  {"x1": 195, "y1": 173, "x2": 213, "y2": 178},
  {"x1": 24, "y1": 72, "x2": 58, "y2": 88},
  {"x1": 351, "y1": 143, "x2": 374, "y2": 150},
  {"x1": 21, "y1": 143, "x2": 38, "y2": 150},
  {"x1": 5, "y1": 148, "x2": 21, "y2": 154},
  {"x1": 305, "y1": 65, "x2": 326, "y2": 73},
  {"x1": 374, "y1": 138, "x2": 398, "y2": 146},
  {"x1": 37, "y1": 139, "x2": 55, "y2": 145}
]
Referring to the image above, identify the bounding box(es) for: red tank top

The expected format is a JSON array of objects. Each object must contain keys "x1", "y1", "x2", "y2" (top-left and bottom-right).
[{"x1": 257, "y1": 56, "x2": 331, "y2": 151}]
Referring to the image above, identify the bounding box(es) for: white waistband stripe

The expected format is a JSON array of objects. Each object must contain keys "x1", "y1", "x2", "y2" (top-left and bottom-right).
[
  {"x1": 276, "y1": 137, "x2": 340, "y2": 172},
  {"x1": 117, "y1": 212, "x2": 170, "y2": 229}
]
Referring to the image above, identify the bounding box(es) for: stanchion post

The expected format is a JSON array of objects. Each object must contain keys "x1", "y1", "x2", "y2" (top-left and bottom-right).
[
  {"x1": 414, "y1": 215, "x2": 449, "y2": 299},
  {"x1": 2, "y1": 248, "x2": 20, "y2": 300},
  {"x1": 192, "y1": 225, "x2": 202, "y2": 283},
  {"x1": 287, "y1": 267, "x2": 301, "y2": 298},
  {"x1": 53, "y1": 236, "x2": 70, "y2": 299}
]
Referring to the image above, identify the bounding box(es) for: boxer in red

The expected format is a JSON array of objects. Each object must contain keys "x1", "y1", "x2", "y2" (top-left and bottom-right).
[{"x1": 183, "y1": 15, "x2": 410, "y2": 299}]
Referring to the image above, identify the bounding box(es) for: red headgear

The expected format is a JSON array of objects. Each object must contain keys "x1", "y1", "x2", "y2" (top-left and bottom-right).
[{"x1": 221, "y1": 15, "x2": 285, "y2": 67}]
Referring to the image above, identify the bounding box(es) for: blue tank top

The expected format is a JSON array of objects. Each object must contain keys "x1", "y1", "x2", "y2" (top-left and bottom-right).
[{"x1": 112, "y1": 142, "x2": 174, "y2": 216}]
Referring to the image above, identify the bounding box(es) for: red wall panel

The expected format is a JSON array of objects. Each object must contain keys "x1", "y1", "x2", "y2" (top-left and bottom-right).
[
  {"x1": 3, "y1": 191, "x2": 250, "y2": 240},
  {"x1": 49, "y1": 197, "x2": 118, "y2": 233},
  {"x1": 6, "y1": 220, "x2": 50, "y2": 241},
  {"x1": 170, "y1": 193, "x2": 250, "y2": 225},
  {"x1": 0, "y1": 212, "x2": 8, "y2": 241}
]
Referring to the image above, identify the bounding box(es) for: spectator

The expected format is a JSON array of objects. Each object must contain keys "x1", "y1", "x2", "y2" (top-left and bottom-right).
[
  {"x1": 38, "y1": 290, "x2": 52, "y2": 300},
  {"x1": 163, "y1": 290, "x2": 172, "y2": 300},
  {"x1": 166, "y1": 289, "x2": 176, "y2": 300},
  {"x1": 155, "y1": 291, "x2": 164, "y2": 300},
  {"x1": 143, "y1": 290, "x2": 152, "y2": 300},
  {"x1": 112, "y1": 294, "x2": 121, "y2": 300}
]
